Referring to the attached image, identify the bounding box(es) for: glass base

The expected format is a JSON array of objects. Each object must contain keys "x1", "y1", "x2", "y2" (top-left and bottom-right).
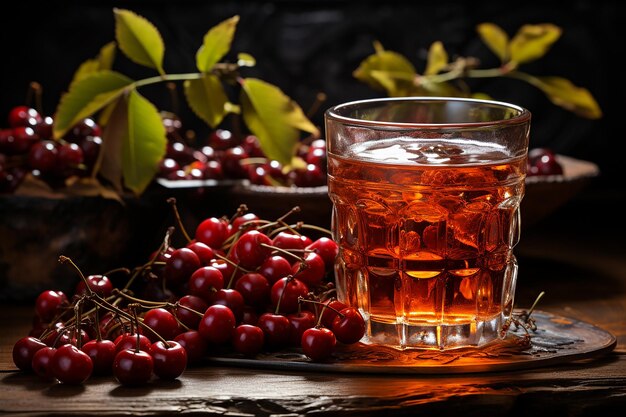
[{"x1": 360, "y1": 312, "x2": 504, "y2": 350}]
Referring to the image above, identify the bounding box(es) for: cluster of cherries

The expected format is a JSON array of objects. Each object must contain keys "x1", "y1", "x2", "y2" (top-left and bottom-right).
[
  {"x1": 527, "y1": 147, "x2": 564, "y2": 176},
  {"x1": 0, "y1": 105, "x2": 102, "y2": 193},
  {"x1": 12, "y1": 204, "x2": 365, "y2": 385},
  {"x1": 158, "y1": 115, "x2": 327, "y2": 187}
]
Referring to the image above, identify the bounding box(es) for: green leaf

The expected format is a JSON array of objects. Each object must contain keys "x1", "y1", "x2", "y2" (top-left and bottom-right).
[
  {"x1": 70, "y1": 42, "x2": 118, "y2": 85},
  {"x1": 354, "y1": 43, "x2": 417, "y2": 96},
  {"x1": 53, "y1": 70, "x2": 134, "y2": 139},
  {"x1": 525, "y1": 75, "x2": 602, "y2": 119},
  {"x1": 196, "y1": 15, "x2": 239, "y2": 72},
  {"x1": 114, "y1": 8, "x2": 165, "y2": 75},
  {"x1": 509, "y1": 24, "x2": 561, "y2": 64},
  {"x1": 237, "y1": 52, "x2": 256, "y2": 67},
  {"x1": 184, "y1": 74, "x2": 229, "y2": 128},
  {"x1": 477, "y1": 23, "x2": 510, "y2": 62},
  {"x1": 123, "y1": 90, "x2": 167, "y2": 194},
  {"x1": 99, "y1": 96, "x2": 128, "y2": 192},
  {"x1": 240, "y1": 78, "x2": 318, "y2": 166},
  {"x1": 424, "y1": 41, "x2": 448, "y2": 75}
]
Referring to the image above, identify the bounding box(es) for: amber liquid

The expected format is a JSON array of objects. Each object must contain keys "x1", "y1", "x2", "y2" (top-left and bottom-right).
[{"x1": 328, "y1": 138, "x2": 525, "y2": 347}]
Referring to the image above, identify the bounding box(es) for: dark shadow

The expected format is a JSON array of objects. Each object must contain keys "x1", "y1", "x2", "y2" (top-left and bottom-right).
[
  {"x1": 1, "y1": 371, "x2": 53, "y2": 391},
  {"x1": 108, "y1": 383, "x2": 155, "y2": 397},
  {"x1": 43, "y1": 382, "x2": 86, "y2": 397}
]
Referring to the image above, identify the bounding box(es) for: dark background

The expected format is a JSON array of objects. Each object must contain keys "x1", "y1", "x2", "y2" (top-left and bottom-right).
[{"x1": 1, "y1": 0, "x2": 623, "y2": 191}]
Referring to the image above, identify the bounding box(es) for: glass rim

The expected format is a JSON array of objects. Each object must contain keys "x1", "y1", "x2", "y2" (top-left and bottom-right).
[{"x1": 325, "y1": 96, "x2": 531, "y2": 129}]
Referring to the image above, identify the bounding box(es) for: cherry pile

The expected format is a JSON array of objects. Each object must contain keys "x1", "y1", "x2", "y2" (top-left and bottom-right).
[
  {"x1": 12, "y1": 204, "x2": 364, "y2": 385},
  {"x1": 527, "y1": 147, "x2": 564, "y2": 176},
  {"x1": 158, "y1": 117, "x2": 327, "y2": 187},
  {"x1": 0, "y1": 105, "x2": 102, "y2": 193}
]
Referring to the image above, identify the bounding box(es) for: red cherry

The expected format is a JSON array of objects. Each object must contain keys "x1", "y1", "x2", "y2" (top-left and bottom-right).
[
  {"x1": 166, "y1": 141, "x2": 196, "y2": 165},
  {"x1": 164, "y1": 248, "x2": 202, "y2": 286},
  {"x1": 271, "y1": 232, "x2": 312, "y2": 253},
  {"x1": 78, "y1": 135, "x2": 102, "y2": 168},
  {"x1": 235, "y1": 230, "x2": 273, "y2": 269},
  {"x1": 66, "y1": 117, "x2": 101, "y2": 141},
  {"x1": 208, "y1": 129, "x2": 237, "y2": 150},
  {"x1": 270, "y1": 277, "x2": 309, "y2": 314},
  {"x1": 306, "y1": 237, "x2": 339, "y2": 270},
  {"x1": 331, "y1": 307, "x2": 366, "y2": 344},
  {"x1": 74, "y1": 275, "x2": 113, "y2": 297},
  {"x1": 174, "y1": 330, "x2": 208, "y2": 364},
  {"x1": 242, "y1": 134, "x2": 265, "y2": 158},
  {"x1": 31, "y1": 346, "x2": 56, "y2": 379},
  {"x1": 56, "y1": 142, "x2": 84, "y2": 176},
  {"x1": 240, "y1": 306, "x2": 259, "y2": 326},
  {"x1": 195, "y1": 217, "x2": 228, "y2": 248},
  {"x1": 310, "y1": 139, "x2": 326, "y2": 150},
  {"x1": 257, "y1": 313, "x2": 291, "y2": 348},
  {"x1": 176, "y1": 295, "x2": 209, "y2": 329},
  {"x1": 301, "y1": 327, "x2": 336, "y2": 361},
  {"x1": 35, "y1": 290, "x2": 68, "y2": 322},
  {"x1": 305, "y1": 146, "x2": 327, "y2": 170},
  {"x1": 150, "y1": 340, "x2": 187, "y2": 380},
  {"x1": 27, "y1": 140, "x2": 58, "y2": 172},
  {"x1": 53, "y1": 328, "x2": 90, "y2": 348},
  {"x1": 81, "y1": 339, "x2": 116, "y2": 375},
  {"x1": 258, "y1": 255, "x2": 293, "y2": 285},
  {"x1": 292, "y1": 251, "x2": 326, "y2": 287},
  {"x1": 13, "y1": 336, "x2": 47, "y2": 371},
  {"x1": 203, "y1": 160, "x2": 224, "y2": 180},
  {"x1": 188, "y1": 266, "x2": 224, "y2": 303},
  {"x1": 142, "y1": 308, "x2": 181, "y2": 342},
  {"x1": 247, "y1": 164, "x2": 272, "y2": 185},
  {"x1": 186, "y1": 241, "x2": 215, "y2": 266},
  {"x1": 114, "y1": 333, "x2": 152, "y2": 354},
  {"x1": 8, "y1": 106, "x2": 42, "y2": 128},
  {"x1": 208, "y1": 258, "x2": 239, "y2": 286},
  {"x1": 233, "y1": 325, "x2": 265, "y2": 355},
  {"x1": 113, "y1": 349, "x2": 153, "y2": 386},
  {"x1": 35, "y1": 116, "x2": 54, "y2": 139},
  {"x1": 265, "y1": 160, "x2": 287, "y2": 183},
  {"x1": 159, "y1": 158, "x2": 180, "y2": 177},
  {"x1": 292, "y1": 163, "x2": 326, "y2": 187},
  {"x1": 50, "y1": 344, "x2": 94, "y2": 384},
  {"x1": 198, "y1": 305, "x2": 236, "y2": 344},
  {"x1": 320, "y1": 299, "x2": 348, "y2": 329},
  {"x1": 234, "y1": 273, "x2": 270, "y2": 307},
  {"x1": 287, "y1": 310, "x2": 316, "y2": 346},
  {"x1": 231, "y1": 212, "x2": 260, "y2": 234},
  {"x1": 210, "y1": 289, "x2": 245, "y2": 322},
  {"x1": 529, "y1": 148, "x2": 563, "y2": 176}
]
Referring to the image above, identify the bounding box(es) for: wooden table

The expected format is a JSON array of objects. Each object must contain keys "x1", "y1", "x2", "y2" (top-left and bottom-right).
[{"x1": 2, "y1": 190, "x2": 626, "y2": 416}]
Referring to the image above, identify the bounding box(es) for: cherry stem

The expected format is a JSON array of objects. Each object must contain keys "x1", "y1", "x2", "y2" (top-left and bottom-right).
[
  {"x1": 274, "y1": 275, "x2": 293, "y2": 314},
  {"x1": 112, "y1": 289, "x2": 168, "y2": 307},
  {"x1": 167, "y1": 198, "x2": 192, "y2": 244},
  {"x1": 59, "y1": 256, "x2": 94, "y2": 296},
  {"x1": 94, "y1": 305, "x2": 103, "y2": 342},
  {"x1": 74, "y1": 301, "x2": 84, "y2": 349},
  {"x1": 298, "y1": 297, "x2": 345, "y2": 319},
  {"x1": 526, "y1": 291, "x2": 545, "y2": 320},
  {"x1": 129, "y1": 305, "x2": 142, "y2": 353},
  {"x1": 260, "y1": 243, "x2": 305, "y2": 263},
  {"x1": 228, "y1": 204, "x2": 249, "y2": 225},
  {"x1": 171, "y1": 302, "x2": 204, "y2": 318},
  {"x1": 123, "y1": 227, "x2": 174, "y2": 291},
  {"x1": 27, "y1": 81, "x2": 43, "y2": 114},
  {"x1": 102, "y1": 267, "x2": 131, "y2": 278},
  {"x1": 306, "y1": 92, "x2": 327, "y2": 119},
  {"x1": 214, "y1": 252, "x2": 252, "y2": 275},
  {"x1": 276, "y1": 206, "x2": 301, "y2": 225}
]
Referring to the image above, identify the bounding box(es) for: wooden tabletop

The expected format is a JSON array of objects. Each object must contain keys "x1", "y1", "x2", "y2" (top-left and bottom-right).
[{"x1": 2, "y1": 190, "x2": 625, "y2": 416}]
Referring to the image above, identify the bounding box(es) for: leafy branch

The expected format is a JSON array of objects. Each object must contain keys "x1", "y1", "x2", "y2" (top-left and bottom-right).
[
  {"x1": 53, "y1": 9, "x2": 318, "y2": 196},
  {"x1": 354, "y1": 23, "x2": 602, "y2": 120}
]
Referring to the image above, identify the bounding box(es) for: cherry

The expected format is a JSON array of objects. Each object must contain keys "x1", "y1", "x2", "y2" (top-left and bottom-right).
[
  {"x1": 114, "y1": 333, "x2": 152, "y2": 354},
  {"x1": 287, "y1": 310, "x2": 316, "y2": 346},
  {"x1": 203, "y1": 160, "x2": 224, "y2": 180},
  {"x1": 35, "y1": 116, "x2": 54, "y2": 139},
  {"x1": 195, "y1": 217, "x2": 228, "y2": 248},
  {"x1": 235, "y1": 230, "x2": 273, "y2": 269},
  {"x1": 242, "y1": 134, "x2": 265, "y2": 158},
  {"x1": 78, "y1": 135, "x2": 102, "y2": 168},
  {"x1": 53, "y1": 328, "x2": 90, "y2": 348},
  {"x1": 233, "y1": 325, "x2": 265, "y2": 355},
  {"x1": 309, "y1": 139, "x2": 326, "y2": 150},
  {"x1": 234, "y1": 273, "x2": 270, "y2": 307},
  {"x1": 199, "y1": 145, "x2": 217, "y2": 161},
  {"x1": 66, "y1": 117, "x2": 101, "y2": 142},
  {"x1": 247, "y1": 164, "x2": 272, "y2": 185},
  {"x1": 176, "y1": 295, "x2": 209, "y2": 329},
  {"x1": 174, "y1": 330, "x2": 208, "y2": 364},
  {"x1": 35, "y1": 290, "x2": 68, "y2": 322},
  {"x1": 31, "y1": 346, "x2": 56, "y2": 379},
  {"x1": 528, "y1": 148, "x2": 563, "y2": 176},
  {"x1": 320, "y1": 299, "x2": 348, "y2": 329},
  {"x1": 27, "y1": 140, "x2": 57, "y2": 172},
  {"x1": 81, "y1": 339, "x2": 116, "y2": 375},
  {"x1": 8, "y1": 106, "x2": 42, "y2": 128},
  {"x1": 210, "y1": 289, "x2": 245, "y2": 322},
  {"x1": 271, "y1": 232, "x2": 312, "y2": 252},
  {"x1": 150, "y1": 340, "x2": 187, "y2": 380},
  {"x1": 164, "y1": 248, "x2": 202, "y2": 285},
  {"x1": 50, "y1": 344, "x2": 94, "y2": 384},
  {"x1": 208, "y1": 258, "x2": 239, "y2": 286},
  {"x1": 56, "y1": 142, "x2": 84, "y2": 176},
  {"x1": 74, "y1": 274, "x2": 113, "y2": 297},
  {"x1": 198, "y1": 305, "x2": 236, "y2": 344},
  {"x1": 271, "y1": 277, "x2": 309, "y2": 314},
  {"x1": 258, "y1": 255, "x2": 293, "y2": 285},
  {"x1": 221, "y1": 146, "x2": 249, "y2": 178},
  {"x1": 257, "y1": 312, "x2": 290, "y2": 348},
  {"x1": 240, "y1": 306, "x2": 259, "y2": 326},
  {"x1": 159, "y1": 158, "x2": 180, "y2": 177},
  {"x1": 208, "y1": 129, "x2": 237, "y2": 151},
  {"x1": 292, "y1": 251, "x2": 326, "y2": 287},
  {"x1": 12, "y1": 336, "x2": 47, "y2": 371},
  {"x1": 113, "y1": 349, "x2": 153, "y2": 386},
  {"x1": 142, "y1": 308, "x2": 181, "y2": 342},
  {"x1": 166, "y1": 141, "x2": 197, "y2": 165},
  {"x1": 306, "y1": 237, "x2": 339, "y2": 270},
  {"x1": 331, "y1": 307, "x2": 366, "y2": 344},
  {"x1": 291, "y1": 163, "x2": 326, "y2": 187},
  {"x1": 265, "y1": 160, "x2": 287, "y2": 183},
  {"x1": 301, "y1": 327, "x2": 336, "y2": 361},
  {"x1": 305, "y1": 146, "x2": 327, "y2": 170},
  {"x1": 188, "y1": 266, "x2": 224, "y2": 303},
  {"x1": 186, "y1": 241, "x2": 215, "y2": 266},
  {"x1": 231, "y1": 212, "x2": 260, "y2": 234}
]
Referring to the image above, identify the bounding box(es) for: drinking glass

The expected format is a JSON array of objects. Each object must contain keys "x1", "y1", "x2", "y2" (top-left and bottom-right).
[{"x1": 325, "y1": 97, "x2": 531, "y2": 349}]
